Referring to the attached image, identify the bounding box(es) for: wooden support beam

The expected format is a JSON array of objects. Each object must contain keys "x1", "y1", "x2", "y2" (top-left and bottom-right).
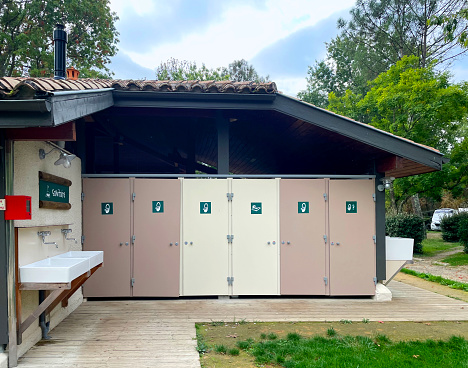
[
  {"x1": 39, "y1": 200, "x2": 72, "y2": 210},
  {"x1": 39, "y1": 171, "x2": 72, "y2": 187},
  {"x1": 5, "y1": 121, "x2": 76, "y2": 141},
  {"x1": 19, "y1": 283, "x2": 71, "y2": 291},
  {"x1": 18, "y1": 289, "x2": 63, "y2": 343}
]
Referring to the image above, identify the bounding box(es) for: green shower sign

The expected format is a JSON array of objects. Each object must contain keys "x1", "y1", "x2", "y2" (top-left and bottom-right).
[{"x1": 39, "y1": 180, "x2": 69, "y2": 203}]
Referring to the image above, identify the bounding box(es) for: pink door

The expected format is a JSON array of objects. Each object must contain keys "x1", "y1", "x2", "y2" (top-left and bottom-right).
[
  {"x1": 329, "y1": 179, "x2": 376, "y2": 296},
  {"x1": 280, "y1": 179, "x2": 327, "y2": 295},
  {"x1": 82, "y1": 178, "x2": 131, "y2": 297},
  {"x1": 133, "y1": 179, "x2": 180, "y2": 297}
]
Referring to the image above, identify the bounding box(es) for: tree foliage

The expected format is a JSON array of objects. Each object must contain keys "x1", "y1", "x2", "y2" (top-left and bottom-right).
[
  {"x1": 298, "y1": 0, "x2": 468, "y2": 107},
  {"x1": 0, "y1": 0, "x2": 119, "y2": 78},
  {"x1": 432, "y1": 5, "x2": 468, "y2": 48},
  {"x1": 328, "y1": 56, "x2": 468, "y2": 211},
  {"x1": 155, "y1": 58, "x2": 269, "y2": 82}
]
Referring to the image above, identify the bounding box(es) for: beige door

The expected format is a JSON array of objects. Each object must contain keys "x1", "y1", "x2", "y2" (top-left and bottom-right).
[
  {"x1": 232, "y1": 179, "x2": 279, "y2": 295},
  {"x1": 329, "y1": 179, "x2": 376, "y2": 295},
  {"x1": 181, "y1": 179, "x2": 230, "y2": 296},
  {"x1": 133, "y1": 179, "x2": 181, "y2": 297},
  {"x1": 280, "y1": 179, "x2": 327, "y2": 295},
  {"x1": 82, "y1": 178, "x2": 131, "y2": 297}
]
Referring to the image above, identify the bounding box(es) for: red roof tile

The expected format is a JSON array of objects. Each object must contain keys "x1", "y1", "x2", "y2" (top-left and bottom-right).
[{"x1": 0, "y1": 77, "x2": 277, "y2": 99}]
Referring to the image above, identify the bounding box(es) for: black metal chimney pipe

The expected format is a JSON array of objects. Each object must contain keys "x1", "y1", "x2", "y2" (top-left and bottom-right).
[{"x1": 53, "y1": 24, "x2": 67, "y2": 79}]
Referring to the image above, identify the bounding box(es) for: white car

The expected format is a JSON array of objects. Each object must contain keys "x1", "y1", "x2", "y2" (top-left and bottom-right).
[{"x1": 430, "y1": 208, "x2": 455, "y2": 231}]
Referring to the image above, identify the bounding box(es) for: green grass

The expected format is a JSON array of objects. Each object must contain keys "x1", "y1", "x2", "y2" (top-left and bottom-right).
[
  {"x1": 421, "y1": 234, "x2": 461, "y2": 256},
  {"x1": 440, "y1": 252, "x2": 468, "y2": 266},
  {"x1": 401, "y1": 268, "x2": 468, "y2": 292},
  {"x1": 249, "y1": 333, "x2": 468, "y2": 367}
]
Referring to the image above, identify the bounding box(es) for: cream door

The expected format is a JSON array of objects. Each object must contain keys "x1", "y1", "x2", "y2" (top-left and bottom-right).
[
  {"x1": 82, "y1": 178, "x2": 131, "y2": 297},
  {"x1": 280, "y1": 179, "x2": 327, "y2": 295},
  {"x1": 133, "y1": 179, "x2": 181, "y2": 297},
  {"x1": 329, "y1": 179, "x2": 376, "y2": 295},
  {"x1": 181, "y1": 179, "x2": 230, "y2": 296},
  {"x1": 231, "y1": 179, "x2": 279, "y2": 295}
]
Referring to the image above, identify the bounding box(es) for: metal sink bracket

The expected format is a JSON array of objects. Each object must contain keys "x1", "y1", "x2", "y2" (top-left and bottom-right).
[
  {"x1": 61, "y1": 229, "x2": 77, "y2": 243},
  {"x1": 38, "y1": 231, "x2": 58, "y2": 248}
]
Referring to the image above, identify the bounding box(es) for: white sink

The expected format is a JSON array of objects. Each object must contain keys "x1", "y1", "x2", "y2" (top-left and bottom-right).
[
  {"x1": 20, "y1": 251, "x2": 104, "y2": 283},
  {"x1": 55, "y1": 251, "x2": 103, "y2": 269}
]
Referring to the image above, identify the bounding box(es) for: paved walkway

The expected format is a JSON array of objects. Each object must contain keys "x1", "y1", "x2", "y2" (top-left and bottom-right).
[{"x1": 16, "y1": 281, "x2": 468, "y2": 367}]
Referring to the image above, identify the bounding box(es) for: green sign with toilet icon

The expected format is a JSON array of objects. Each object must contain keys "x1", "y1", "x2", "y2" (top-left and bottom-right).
[
  {"x1": 152, "y1": 201, "x2": 164, "y2": 213},
  {"x1": 298, "y1": 201, "x2": 309, "y2": 213},
  {"x1": 200, "y1": 202, "x2": 211, "y2": 214},
  {"x1": 101, "y1": 202, "x2": 113, "y2": 215}
]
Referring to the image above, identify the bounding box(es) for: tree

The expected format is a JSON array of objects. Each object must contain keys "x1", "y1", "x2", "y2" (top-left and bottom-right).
[
  {"x1": 432, "y1": 5, "x2": 468, "y2": 48},
  {"x1": 328, "y1": 56, "x2": 468, "y2": 211},
  {"x1": 155, "y1": 58, "x2": 269, "y2": 82},
  {"x1": 226, "y1": 59, "x2": 270, "y2": 82},
  {"x1": 0, "y1": 0, "x2": 119, "y2": 78},
  {"x1": 155, "y1": 58, "x2": 229, "y2": 81},
  {"x1": 299, "y1": 0, "x2": 468, "y2": 107}
]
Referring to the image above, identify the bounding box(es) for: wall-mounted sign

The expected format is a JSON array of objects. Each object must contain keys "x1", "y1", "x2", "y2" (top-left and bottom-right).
[
  {"x1": 200, "y1": 202, "x2": 211, "y2": 214},
  {"x1": 251, "y1": 202, "x2": 262, "y2": 214},
  {"x1": 0, "y1": 199, "x2": 5, "y2": 211},
  {"x1": 101, "y1": 202, "x2": 113, "y2": 215},
  {"x1": 39, "y1": 180, "x2": 69, "y2": 203},
  {"x1": 346, "y1": 201, "x2": 357, "y2": 213},
  {"x1": 152, "y1": 201, "x2": 164, "y2": 213},
  {"x1": 298, "y1": 201, "x2": 309, "y2": 213}
]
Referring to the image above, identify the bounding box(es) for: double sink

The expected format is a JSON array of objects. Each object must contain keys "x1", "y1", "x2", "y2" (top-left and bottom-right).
[{"x1": 20, "y1": 251, "x2": 104, "y2": 283}]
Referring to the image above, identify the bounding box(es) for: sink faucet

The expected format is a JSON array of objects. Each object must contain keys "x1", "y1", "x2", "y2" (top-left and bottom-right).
[
  {"x1": 61, "y1": 229, "x2": 77, "y2": 243},
  {"x1": 38, "y1": 231, "x2": 58, "y2": 248}
]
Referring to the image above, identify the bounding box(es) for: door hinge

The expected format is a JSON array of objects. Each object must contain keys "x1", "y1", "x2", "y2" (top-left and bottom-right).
[
  {"x1": 227, "y1": 235, "x2": 234, "y2": 243},
  {"x1": 323, "y1": 193, "x2": 328, "y2": 201},
  {"x1": 324, "y1": 277, "x2": 328, "y2": 286},
  {"x1": 81, "y1": 235, "x2": 85, "y2": 244},
  {"x1": 373, "y1": 277, "x2": 377, "y2": 286},
  {"x1": 226, "y1": 193, "x2": 234, "y2": 201},
  {"x1": 372, "y1": 235, "x2": 376, "y2": 244},
  {"x1": 81, "y1": 192, "x2": 85, "y2": 201},
  {"x1": 132, "y1": 192, "x2": 136, "y2": 201},
  {"x1": 323, "y1": 235, "x2": 327, "y2": 244},
  {"x1": 131, "y1": 278, "x2": 135, "y2": 287},
  {"x1": 373, "y1": 193, "x2": 376, "y2": 202},
  {"x1": 132, "y1": 235, "x2": 136, "y2": 245},
  {"x1": 227, "y1": 276, "x2": 234, "y2": 286}
]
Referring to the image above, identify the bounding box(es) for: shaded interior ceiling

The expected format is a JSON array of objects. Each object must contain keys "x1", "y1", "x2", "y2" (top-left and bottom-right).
[{"x1": 68, "y1": 106, "x2": 405, "y2": 175}]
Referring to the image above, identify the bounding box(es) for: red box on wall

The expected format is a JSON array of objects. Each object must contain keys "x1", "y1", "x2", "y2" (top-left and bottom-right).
[{"x1": 4, "y1": 195, "x2": 32, "y2": 220}]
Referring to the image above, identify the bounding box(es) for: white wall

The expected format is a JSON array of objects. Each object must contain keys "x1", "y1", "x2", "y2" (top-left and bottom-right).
[{"x1": 13, "y1": 141, "x2": 83, "y2": 359}]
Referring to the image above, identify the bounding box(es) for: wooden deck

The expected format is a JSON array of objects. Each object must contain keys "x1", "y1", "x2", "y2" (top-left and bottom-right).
[{"x1": 17, "y1": 281, "x2": 468, "y2": 367}]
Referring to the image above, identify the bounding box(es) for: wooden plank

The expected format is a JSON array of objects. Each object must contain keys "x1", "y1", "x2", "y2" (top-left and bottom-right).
[
  {"x1": 38, "y1": 200, "x2": 72, "y2": 210},
  {"x1": 19, "y1": 282, "x2": 71, "y2": 291},
  {"x1": 38, "y1": 172, "x2": 72, "y2": 187}
]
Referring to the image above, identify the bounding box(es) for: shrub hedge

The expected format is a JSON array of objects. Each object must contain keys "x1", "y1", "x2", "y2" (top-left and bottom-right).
[
  {"x1": 458, "y1": 216, "x2": 468, "y2": 254},
  {"x1": 441, "y1": 212, "x2": 468, "y2": 242},
  {"x1": 386, "y1": 214, "x2": 426, "y2": 254}
]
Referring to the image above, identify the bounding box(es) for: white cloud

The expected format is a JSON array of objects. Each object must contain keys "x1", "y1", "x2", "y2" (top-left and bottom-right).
[{"x1": 121, "y1": 0, "x2": 355, "y2": 70}]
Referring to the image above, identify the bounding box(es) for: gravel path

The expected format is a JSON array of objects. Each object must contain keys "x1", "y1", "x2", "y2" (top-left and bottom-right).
[{"x1": 405, "y1": 246, "x2": 468, "y2": 283}]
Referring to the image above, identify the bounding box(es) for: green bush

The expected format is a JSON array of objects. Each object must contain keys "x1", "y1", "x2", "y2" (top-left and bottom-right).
[
  {"x1": 386, "y1": 214, "x2": 425, "y2": 254},
  {"x1": 458, "y1": 216, "x2": 468, "y2": 254},
  {"x1": 441, "y1": 213, "x2": 468, "y2": 242}
]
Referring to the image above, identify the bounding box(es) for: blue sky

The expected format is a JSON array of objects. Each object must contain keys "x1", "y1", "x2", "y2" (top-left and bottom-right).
[{"x1": 108, "y1": 0, "x2": 468, "y2": 97}]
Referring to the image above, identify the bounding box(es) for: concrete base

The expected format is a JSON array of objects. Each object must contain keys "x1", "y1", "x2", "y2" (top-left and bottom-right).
[
  {"x1": 372, "y1": 283, "x2": 392, "y2": 302},
  {"x1": 0, "y1": 353, "x2": 7, "y2": 368}
]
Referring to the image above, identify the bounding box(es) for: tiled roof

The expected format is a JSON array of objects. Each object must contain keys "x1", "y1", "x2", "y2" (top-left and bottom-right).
[{"x1": 0, "y1": 77, "x2": 278, "y2": 99}]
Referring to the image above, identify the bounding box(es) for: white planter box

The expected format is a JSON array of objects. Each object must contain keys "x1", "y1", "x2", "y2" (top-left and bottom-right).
[{"x1": 385, "y1": 236, "x2": 414, "y2": 261}]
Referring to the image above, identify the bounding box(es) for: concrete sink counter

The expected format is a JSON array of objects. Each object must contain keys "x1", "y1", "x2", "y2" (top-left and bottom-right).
[{"x1": 20, "y1": 251, "x2": 104, "y2": 283}]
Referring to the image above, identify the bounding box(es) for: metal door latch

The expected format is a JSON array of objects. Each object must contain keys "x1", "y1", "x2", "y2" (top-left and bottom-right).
[{"x1": 227, "y1": 277, "x2": 234, "y2": 286}]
